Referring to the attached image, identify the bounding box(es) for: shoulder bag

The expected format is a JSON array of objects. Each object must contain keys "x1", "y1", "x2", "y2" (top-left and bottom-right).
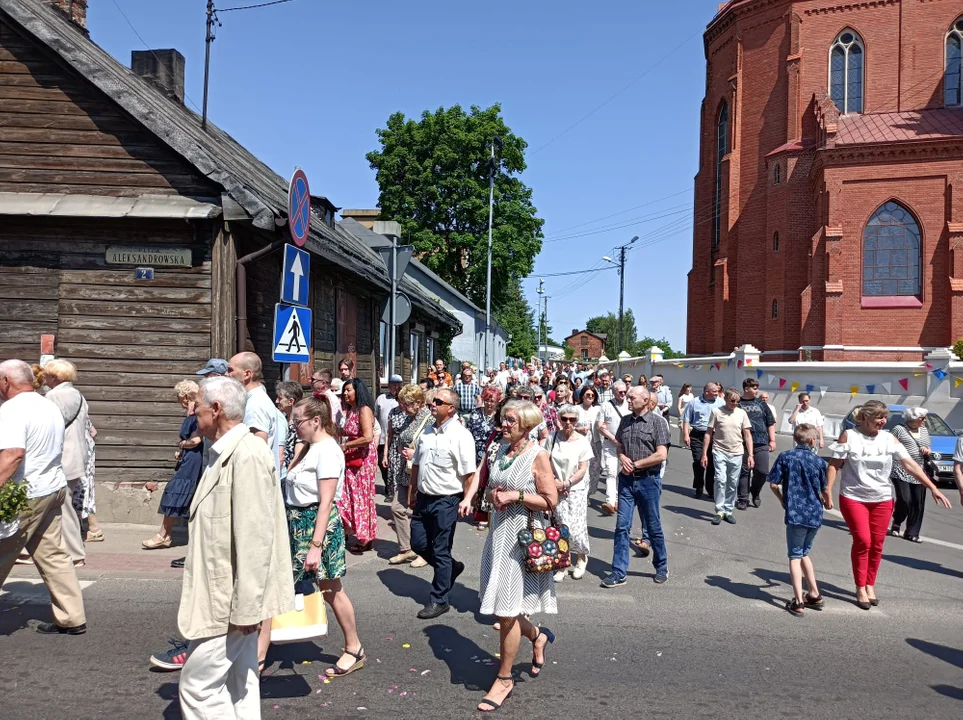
[
  {"x1": 899, "y1": 426, "x2": 937, "y2": 482},
  {"x1": 517, "y1": 496, "x2": 571, "y2": 574}
]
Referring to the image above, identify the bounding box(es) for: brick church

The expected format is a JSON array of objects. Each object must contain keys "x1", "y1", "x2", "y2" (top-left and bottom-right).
[{"x1": 687, "y1": 0, "x2": 963, "y2": 361}]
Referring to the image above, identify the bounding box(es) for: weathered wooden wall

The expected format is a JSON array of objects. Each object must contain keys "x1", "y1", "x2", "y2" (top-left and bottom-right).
[
  {"x1": 0, "y1": 217, "x2": 213, "y2": 484},
  {"x1": 0, "y1": 18, "x2": 213, "y2": 197}
]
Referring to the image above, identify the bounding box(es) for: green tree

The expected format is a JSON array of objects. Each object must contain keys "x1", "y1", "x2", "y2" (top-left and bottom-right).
[
  {"x1": 367, "y1": 104, "x2": 544, "y2": 313},
  {"x1": 585, "y1": 310, "x2": 638, "y2": 355},
  {"x1": 496, "y1": 280, "x2": 537, "y2": 360},
  {"x1": 636, "y1": 336, "x2": 685, "y2": 359}
]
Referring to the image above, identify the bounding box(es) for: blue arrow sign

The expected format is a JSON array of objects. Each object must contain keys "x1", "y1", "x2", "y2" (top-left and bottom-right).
[
  {"x1": 272, "y1": 304, "x2": 312, "y2": 363},
  {"x1": 281, "y1": 244, "x2": 310, "y2": 306}
]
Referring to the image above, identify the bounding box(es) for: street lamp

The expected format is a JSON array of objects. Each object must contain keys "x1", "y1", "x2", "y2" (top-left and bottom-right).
[
  {"x1": 603, "y1": 235, "x2": 639, "y2": 373},
  {"x1": 484, "y1": 136, "x2": 503, "y2": 372}
]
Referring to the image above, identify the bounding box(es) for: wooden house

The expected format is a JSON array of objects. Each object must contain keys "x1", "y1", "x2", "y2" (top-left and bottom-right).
[{"x1": 0, "y1": 0, "x2": 459, "y2": 519}]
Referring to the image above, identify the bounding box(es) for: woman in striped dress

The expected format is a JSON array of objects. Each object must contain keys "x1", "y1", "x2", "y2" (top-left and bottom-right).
[
  {"x1": 889, "y1": 407, "x2": 932, "y2": 543},
  {"x1": 477, "y1": 400, "x2": 558, "y2": 713}
]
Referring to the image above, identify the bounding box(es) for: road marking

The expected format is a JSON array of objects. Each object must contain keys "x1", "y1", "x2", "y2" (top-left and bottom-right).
[
  {"x1": 556, "y1": 591, "x2": 635, "y2": 603},
  {"x1": 824, "y1": 508, "x2": 963, "y2": 551},
  {"x1": 751, "y1": 600, "x2": 886, "y2": 616},
  {"x1": 1, "y1": 578, "x2": 95, "y2": 604}
]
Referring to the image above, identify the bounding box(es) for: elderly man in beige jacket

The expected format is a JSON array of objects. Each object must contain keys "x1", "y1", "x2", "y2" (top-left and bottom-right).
[{"x1": 177, "y1": 376, "x2": 294, "y2": 720}]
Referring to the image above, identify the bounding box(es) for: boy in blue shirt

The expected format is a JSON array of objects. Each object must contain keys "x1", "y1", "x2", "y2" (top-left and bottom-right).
[{"x1": 769, "y1": 424, "x2": 829, "y2": 616}]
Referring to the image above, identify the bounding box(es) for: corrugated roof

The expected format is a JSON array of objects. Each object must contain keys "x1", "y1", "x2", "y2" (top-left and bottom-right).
[
  {"x1": 1, "y1": 0, "x2": 458, "y2": 329},
  {"x1": 835, "y1": 109, "x2": 963, "y2": 145}
]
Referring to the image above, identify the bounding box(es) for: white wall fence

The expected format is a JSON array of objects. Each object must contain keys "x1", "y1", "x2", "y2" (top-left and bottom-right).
[{"x1": 601, "y1": 345, "x2": 963, "y2": 436}]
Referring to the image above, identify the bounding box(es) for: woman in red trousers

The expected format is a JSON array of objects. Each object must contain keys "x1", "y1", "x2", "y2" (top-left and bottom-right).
[{"x1": 826, "y1": 401, "x2": 951, "y2": 610}]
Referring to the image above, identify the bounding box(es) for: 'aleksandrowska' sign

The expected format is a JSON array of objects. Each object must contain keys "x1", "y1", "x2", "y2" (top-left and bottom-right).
[{"x1": 105, "y1": 246, "x2": 192, "y2": 267}]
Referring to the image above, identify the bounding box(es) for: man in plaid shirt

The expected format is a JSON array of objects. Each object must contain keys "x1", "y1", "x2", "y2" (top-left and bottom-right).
[{"x1": 453, "y1": 368, "x2": 481, "y2": 417}]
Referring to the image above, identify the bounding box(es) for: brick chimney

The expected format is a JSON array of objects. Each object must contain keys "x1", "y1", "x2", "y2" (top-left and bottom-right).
[
  {"x1": 51, "y1": 0, "x2": 88, "y2": 32},
  {"x1": 131, "y1": 49, "x2": 185, "y2": 104}
]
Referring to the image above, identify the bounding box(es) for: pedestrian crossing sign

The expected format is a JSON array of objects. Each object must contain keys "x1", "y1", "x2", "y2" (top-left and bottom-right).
[{"x1": 272, "y1": 303, "x2": 312, "y2": 363}]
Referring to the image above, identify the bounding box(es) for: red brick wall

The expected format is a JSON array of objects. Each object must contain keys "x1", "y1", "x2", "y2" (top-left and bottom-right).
[
  {"x1": 566, "y1": 332, "x2": 605, "y2": 360},
  {"x1": 688, "y1": 0, "x2": 963, "y2": 360}
]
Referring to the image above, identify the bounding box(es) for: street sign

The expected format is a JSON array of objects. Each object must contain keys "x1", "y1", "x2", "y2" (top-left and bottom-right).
[
  {"x1": 380, "y1": 291, "x2": 411, "y2": 326},
  {"x1": 287, "y1": 168, "x2": 311, "y2": 247},
  {"x1": 280, "y1": 244, "x2": 310, "y2": 306},
  {"x1": 272, "y1": 303, "x2": 312, "y2": 363},
  {"x1": 375, "y1": 244, "x2": 413, "y2": 281}
]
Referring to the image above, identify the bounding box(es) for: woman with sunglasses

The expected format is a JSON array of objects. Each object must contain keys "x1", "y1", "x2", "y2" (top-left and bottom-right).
[
  {"x1": 549, "y1": 404, "x2": 593, "y2": 581},
  {"x1": 576, "y1": 385, "x2": 603, "y2": 496},
  {"x1": 338, "y1": 379, "x2": 378, "y2": 554}
]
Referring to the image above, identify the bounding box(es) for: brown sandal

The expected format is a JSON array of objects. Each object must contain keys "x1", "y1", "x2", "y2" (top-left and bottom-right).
[
  {"x1": 142, "y1": 535, "x2": 172, "y2": 550},
  {"x1": 325, "y1": 647, "x2": 365, "y2": 678}
]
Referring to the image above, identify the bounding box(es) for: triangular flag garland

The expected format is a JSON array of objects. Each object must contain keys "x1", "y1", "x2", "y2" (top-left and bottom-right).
[
  {"x1": 881, "y1": 382, "x2": 891, "y2": 393},
  {"x1": 899, "y1": 378, "x2": 909, "y2": 391},
  {"x1": 956, "y1": 378, "x2": 963, "y2": 388},
  {"x1": 737, "y1": 360, "x2": 743, "y2": 369},
  {"x1": 756, "y1": 369, "x2": 764, "y2": 379},
  {"x1": 768, "y1": 375, "x2": 777, "y2": 386},
  {"x1": 866, "y1": 384, "x2": 875, "y2": 394},
  {"x1": 806, "y1": 384, "x2": 815, "y2": 393},
  {"x1": 934, "y1": 368, "x2": 948, "y2": 381},
  {"x1": 819, "y1": 386, "x2": 828, "y2": 399},
  {"x1": 790, "y1": 381, "x2": 799, "y2": 393},
  {"x1": 778, "y1": 378, "x2": 787, "y2": 389},
  {"x1": 850, "y1": 385, "x2": 859, "y2": 398}
]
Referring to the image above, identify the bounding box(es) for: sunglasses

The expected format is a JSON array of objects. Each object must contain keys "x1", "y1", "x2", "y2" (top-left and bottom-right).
[
  {"x1": 559, "y1": 416, "x2": 578, "y2": 423},
  {"x1": 432, "y1": 398, "x2": 452, "y2": 407}
]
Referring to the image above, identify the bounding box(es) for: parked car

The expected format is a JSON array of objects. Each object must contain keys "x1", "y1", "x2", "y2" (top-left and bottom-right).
[{"x1": 841, "y1": 405, "x2": 960, "y2": 485}]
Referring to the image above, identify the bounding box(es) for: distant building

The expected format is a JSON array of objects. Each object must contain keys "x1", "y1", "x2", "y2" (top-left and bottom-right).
[
  {"x1": 537, "y1": 343, "x2": 565, "y2": 361},
  {"x1": 565, "y1": 329, "x2": 607, "y2": 361},
  {"x1": 688, "y1": 0, "x2": 963, "y2": 361}
]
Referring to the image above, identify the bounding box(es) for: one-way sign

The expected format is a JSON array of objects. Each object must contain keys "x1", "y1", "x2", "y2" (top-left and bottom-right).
[
  {"x1": 280, "y1": 244, "x2": 310, "y2": 307},
  {"x1": 272, "y1": 303, "x2": 312, "y2": 363}
]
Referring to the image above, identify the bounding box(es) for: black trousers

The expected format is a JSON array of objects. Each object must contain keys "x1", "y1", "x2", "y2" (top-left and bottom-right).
[
  {"x1": 688, "y1": 429, "x2": 715, "y2": 495},
  {"x1": 738, "y1": 446, "x2": 771, "y2": 502},
  {"x1": 892, "y1": 477, "x2": 927, "y2": 537},
  {"x1": 410, "y1": 493, "x2": 460, "y2": 605}
]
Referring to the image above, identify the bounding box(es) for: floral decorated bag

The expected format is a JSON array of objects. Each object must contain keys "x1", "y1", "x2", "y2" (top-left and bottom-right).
[{"x1": 517, "y1": 508, "x2": 571, "y2": 574}]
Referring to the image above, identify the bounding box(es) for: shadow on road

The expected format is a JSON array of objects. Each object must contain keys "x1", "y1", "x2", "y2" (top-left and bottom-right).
[
  {"x1": 377, "y1": 567, "x2": 481, "y2": 619},
  {"x1": 663, "y1": 504, "x2": 715, "y2": 522},
  {"x1": 751, "y1": 567, "x2": 855, "y2": 604},
  {"x1": 884, "y1": 554, "x2": 963, "y2": 580},
  {"x1": 906, "y1": 638, "x2": 963, "y2": 701},
  {"x1": 704, "y1": 574, "x2": 782, "y2": 608},
  {"x1": 0, "y1": 598, "x2": 51, "y2": 636}
]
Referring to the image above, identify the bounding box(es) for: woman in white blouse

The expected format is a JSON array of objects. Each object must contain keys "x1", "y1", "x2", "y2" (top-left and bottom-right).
[
  {"x1": 550, "y1": 405, "x2": 594, "y2": 581},
  {"x1": 827, "y1": 401, "x2": 951, "y2": 610}
]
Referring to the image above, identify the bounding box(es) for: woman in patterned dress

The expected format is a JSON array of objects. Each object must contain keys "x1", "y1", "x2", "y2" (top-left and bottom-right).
[
  {"x1": 889, "y1": 406, "x2": 932, "y2": 543},
  {"x1": 576, "y1": 385, "x2": 603, "y2": 496},
  {"x1": 549, "y1": 404, "x2": 593, "y2": 582},
  {"x1": 467, "y1": 385, "x2": 503, "y2": 529},
  {"x1": 477, "y1": 400, "x2": 558, "y2": 713},
  {"x1": 338, "y1": 379, "x2": 378, "y2": 554}
]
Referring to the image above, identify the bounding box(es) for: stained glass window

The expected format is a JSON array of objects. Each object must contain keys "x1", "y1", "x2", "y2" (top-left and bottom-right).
[
  {"x1": 713, "y1": 102, "x2": 728, "y2": 249},
  {"x1": 830, "y1": 30, "x2": 864, "y2": 114},
  {"x1": 862, "y1": 201, "x2": 922, "y2": 297},
  {"x1": 946, "y1": 19, "x2": 963, "y2": 106}
]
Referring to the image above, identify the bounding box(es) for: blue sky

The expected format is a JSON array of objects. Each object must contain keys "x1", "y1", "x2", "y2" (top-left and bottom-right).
[{"x1": 89, "y1": 0, "x2": 723, "y2": 352}]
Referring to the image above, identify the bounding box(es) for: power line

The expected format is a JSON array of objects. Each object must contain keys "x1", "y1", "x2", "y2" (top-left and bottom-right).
[
  {"x1": 544, "y1": 206, "x2": 690, "y2": 243},
  {"x1": 527, "y1": 265, "x2": 619, "y2": 279},
  {"x1": 109, "y1": 0, "x2": 203, "y2": 112},
  {"x1": 531, "y1": 28, "x2": 703, "y2": 156},
  {"x1": 546, "y1": 187, "x2": 693, "y2": 236},
  {"x1": 218, "y1": 0, "x2": 296, "y2": 11}
]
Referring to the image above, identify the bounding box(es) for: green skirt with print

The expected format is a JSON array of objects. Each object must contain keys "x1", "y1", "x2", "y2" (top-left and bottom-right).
[{"x1": 286, "y1": 504, "x2": 346, "y2": 583}]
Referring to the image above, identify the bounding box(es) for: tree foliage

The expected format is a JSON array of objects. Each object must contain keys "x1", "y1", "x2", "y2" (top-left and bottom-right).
[
  {"x1": 367, "y1": 104, "x2": 544, "y2": 314},
  {"x1": 585, "y1": 310, "x2": 683, "y2": 358},
  {"x1": 496, "y1": 279, "x2": 537, "y2": 360}
]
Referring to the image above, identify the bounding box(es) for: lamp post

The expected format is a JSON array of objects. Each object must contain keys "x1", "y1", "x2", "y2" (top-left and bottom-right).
[
  {"x1": 484, "y1": 136, "x2": 503, "y2": 373},
  {"x1": 536, "y1": 279, "x2": 545, "y2": 367},
  {"x1": 603, "y1": 235, "x2": 638, "y2": 374}
]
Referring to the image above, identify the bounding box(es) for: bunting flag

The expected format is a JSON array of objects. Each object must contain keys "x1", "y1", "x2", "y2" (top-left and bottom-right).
[
  {"x1": 756, "y1": 369, "x2": 764, "y2": 379},
  {"x1": 746, "y1": 359, "x2": 754, "y2": 366},
  {"x1": 899, "y1": 378, "x2": 909, "y2": 391},
  {"x1": 850, "y1": 385, "x2": 859, "y2": 398},
  {"x1": 715, "y1": 363, "x2": 722, "y2": 370},
  {"x1": 706, "y1": 364, "x2": 712, "y2": 371},
  {"x1": 866, "y1": 384, "x2": 876, "y2": 394},
  {"x1": 926, "y1": 363, "x2": 934, "y2": 370},
  {"x1": 819, "y1": 386, "x2": 828, "y2": 399},
  {"x1": 768, "y1": 375, "x2": 777, "y2": 386},
  {"x1": 956, "y1": 378, "x2": 963, "y2": 388},
  {"x1": 806, "y1": 384, "x2": 815, "y2": 393},
  {"x1": 779, "y1": 378, "x2": 787, "y2": 389},
  {"x1": 737, "y1": 360, "x2": 743, "y2": 369},
  {"x1": 790, "y1": 381, "x2": 799, "y2": 393},
  {"x1": 934, "y1": 368, "x2": 948, "y2": 381},
  {"x1": 881, "y1": 381, "x2": 891, "y2": 393}
]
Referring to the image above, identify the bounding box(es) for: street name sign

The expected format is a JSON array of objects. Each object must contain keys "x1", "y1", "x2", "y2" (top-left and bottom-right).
[
  {"x1": 280, "y1": 243, "x2": 310, "y2": 307},
  {"x1": 272, "y1": 303, "x2": 312, "y2": 363}
]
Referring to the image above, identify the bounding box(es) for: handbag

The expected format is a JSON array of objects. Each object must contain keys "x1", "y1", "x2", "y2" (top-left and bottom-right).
[
  {"x1": 270, "y1": 585, "x2": 328, "y2": 644},
  {"x1": 517, "y1": 506, "x2": 572, "y2": 574},
  {"x1": 901, "y1": 427, "x2": 937, "y2": 482}
]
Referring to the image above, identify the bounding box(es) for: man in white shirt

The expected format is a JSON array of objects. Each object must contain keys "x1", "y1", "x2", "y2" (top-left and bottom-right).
[
  {"x1": 376, "y1": 375, "x2": 402, "y2": 495},
  {"x1": 597, "y1": 381, "x2": 630, "y2": 514},
  {"x1": 228, "y1": 352, "x2": 284, "y2": 478},
  {"x1": 788, "y1": 392, "x2": 824, "y2": 448},
  {"x1": 409, "y1": 388, "x2": 477, "y2": 620},
  {"x1": 493, "y1": 362, "x2": 510, "y2": 392},
  {"x1": 0, "y1": 359, "x2": 86, "y2": 635}
]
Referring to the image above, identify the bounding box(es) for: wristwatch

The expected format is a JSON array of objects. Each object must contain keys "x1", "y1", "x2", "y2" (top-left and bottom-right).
[{"x1": 310, "y1": 539, "x2": 323, "y2": 548}]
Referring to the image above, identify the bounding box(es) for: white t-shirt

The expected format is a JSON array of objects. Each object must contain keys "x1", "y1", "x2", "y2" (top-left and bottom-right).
[
  {"x1": 283, "y1": 436, "x2": 345, "y2": 507},
  {"x1": 576, "y1": 404, "x2": 602, "y2": 443},
  {"x1": 375, "y1": 393, "x2": 398, "y2": 446},
  {"x1": 830, "y1": 429, "x2": 909, "y2": 503},
  {"x1": 245, "y1": 385, "x2": 282, "y2": 478},
  {"x1": 0, "y1": 391, "x2": 67, "y2": 499},
  {"x1": 549, "y1": 433, "x2": 594, "y2": 483},
  {"x1": 792, "y1": 406, "x2": 824, "y2": 429},
  {"x1": 678, "y1": 392, "x2": 694, "y2": 413},
  {"x1": 599, "y1": 399, "x2": 629, "y2": 445}
]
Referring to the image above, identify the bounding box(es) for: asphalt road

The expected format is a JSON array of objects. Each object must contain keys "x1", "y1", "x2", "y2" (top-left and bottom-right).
[{"x1": 2, "y1": 432, "x2": 963, "y2": 720}]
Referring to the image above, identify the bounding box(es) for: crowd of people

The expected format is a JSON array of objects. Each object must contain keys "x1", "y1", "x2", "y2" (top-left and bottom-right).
[{"x1": 2, "y1": 354, "x2": 963, "y2": 715}]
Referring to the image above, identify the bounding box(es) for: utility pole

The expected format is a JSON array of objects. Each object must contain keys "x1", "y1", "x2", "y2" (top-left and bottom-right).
[
  {"x1": 536, "y1": 279, "x2": 545, "y2": 367},
  {"x1": 389, "y1": 233, "x2": 398, "y2": 377},
  {"x1": 543, "y1": 294, "x2": 549, "y2": 366},
  {"x1": 484, "y1": 136, "x2": 502, "y2": 372},
  {"x1": 202, "y1": 1, "x2": 220, "y2": 131},
  {"x1": 603, "y1": 235, "x2": 638, "y2": 375}
]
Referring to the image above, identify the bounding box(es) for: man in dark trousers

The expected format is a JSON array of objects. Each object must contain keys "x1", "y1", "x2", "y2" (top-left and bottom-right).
[
  {"x1": 409, "y1": 388, "x2": 478, "y2": 619},
  {"x1": 737, "y1": 378, "x2": 776, "y2": 510},
  {"x1": 681, "y1": 382, "x2": 724, "y2": 499}
]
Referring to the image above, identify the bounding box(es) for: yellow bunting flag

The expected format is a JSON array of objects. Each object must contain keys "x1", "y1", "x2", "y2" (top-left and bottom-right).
[
  {"x1": 956, "y1": 378, "x2": 963, "y2": 388},
  {"x1": 849, "y1": 385, "x2": 859, "y2": 398},
  {"x1": 790, "y1": 382, "x2": 799, "y2": 393}
]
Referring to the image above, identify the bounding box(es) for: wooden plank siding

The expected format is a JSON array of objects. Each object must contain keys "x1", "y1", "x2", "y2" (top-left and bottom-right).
[
  {"x1": 0, "y1": 19, "x2": 214, "y2": 198},
  {"x1": 0, "y1": 217, "x2": 214, "y2": 485}
]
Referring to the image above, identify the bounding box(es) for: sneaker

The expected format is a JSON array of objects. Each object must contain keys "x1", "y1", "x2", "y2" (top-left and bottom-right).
[
  {"x1": 711, "y1": 514, "x2": 723, "y2": 526},
  {"x1": 553, "y1": 570, "x2": 566, "y2": 583},
  {"x1": 723, "y1": 514, "x2": 737, "y2": 525},
  {"x1": 735, "y1": 500, "x2": 749, "y2": 511},
  {"x1": 751, "y1": 494, "x2": 762, "y2": 509},
  {"x1": 600, "y1": 573, "x2": 626, "y2": 588},
  {"x1": 150, "y1": 638, "x2": 189, "y2": 671},
  {"x1": 571, "y1": 556, "x2": 588, "y2": 580},
  {"x1": 653, "y1": 573, "x2": 668, "y2": 584},
  {"x1": 410, "y1": 556, "x2": 428, "y2": 569}
]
